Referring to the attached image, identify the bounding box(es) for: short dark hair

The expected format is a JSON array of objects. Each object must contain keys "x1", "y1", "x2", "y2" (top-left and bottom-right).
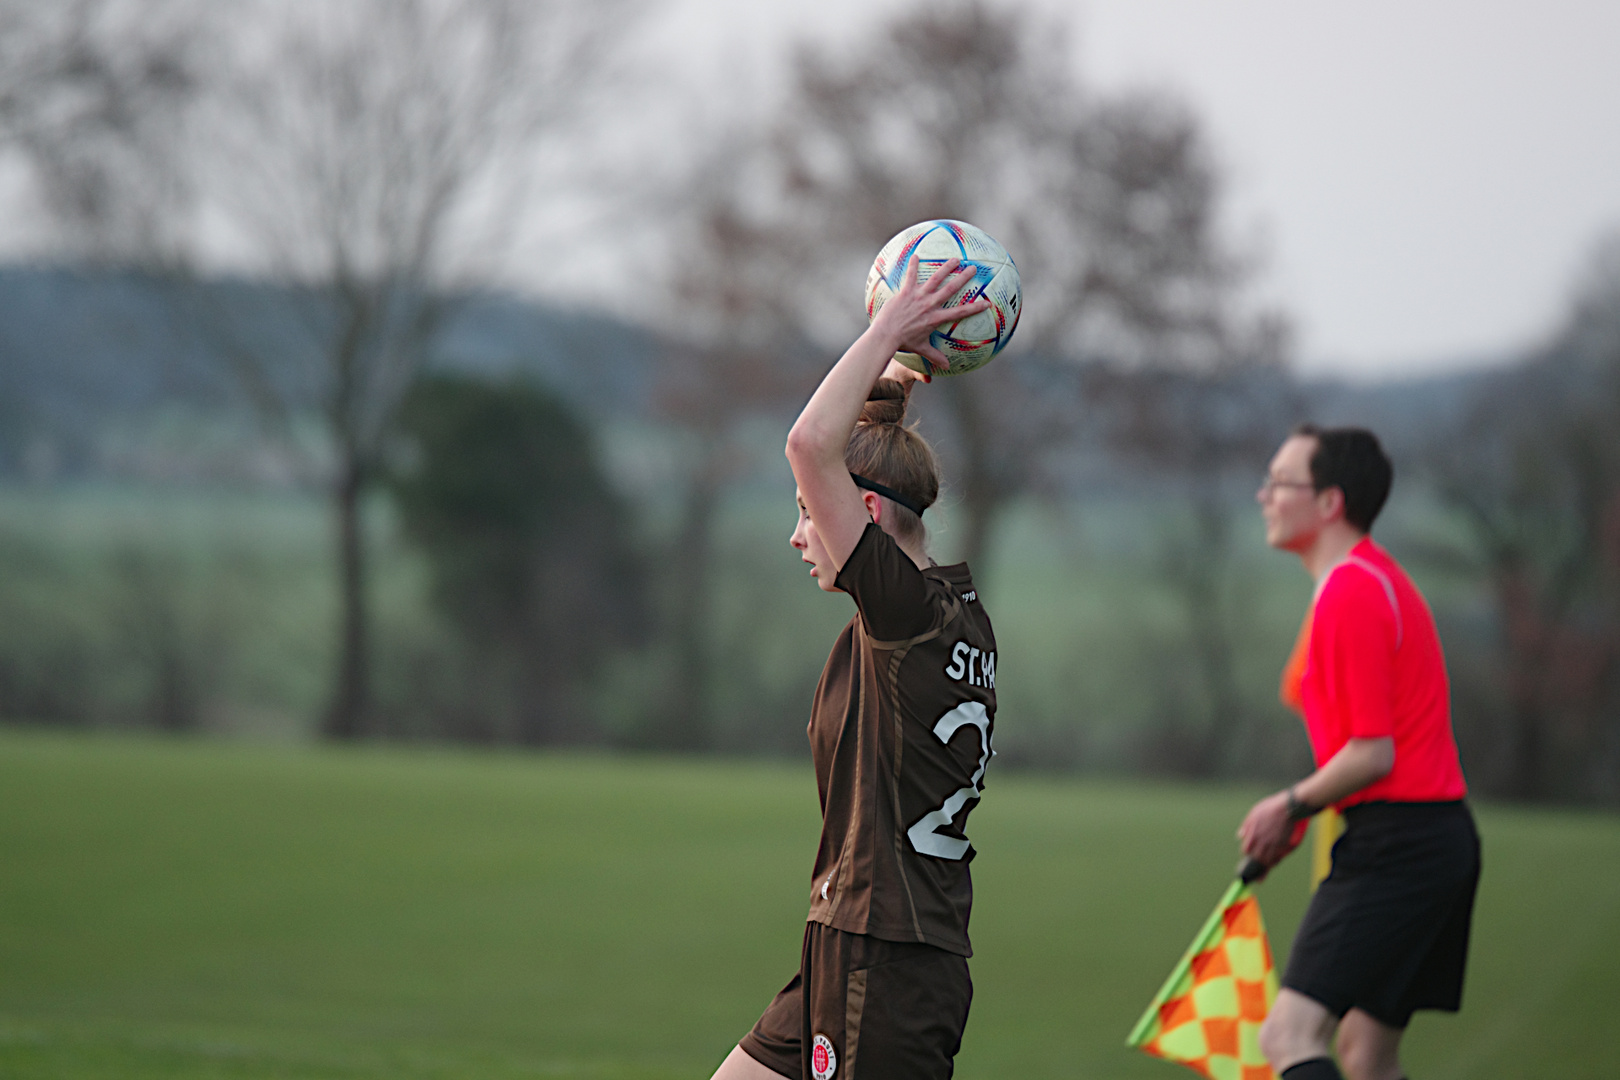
[{"x1": 1292, "y1": 424, "x2": 1393, "y2": 533}]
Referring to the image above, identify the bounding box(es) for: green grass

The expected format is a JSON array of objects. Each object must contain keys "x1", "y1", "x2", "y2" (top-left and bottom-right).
[{"x1": 2, "y1": 733, "x2": 1616, "y2": 1078}]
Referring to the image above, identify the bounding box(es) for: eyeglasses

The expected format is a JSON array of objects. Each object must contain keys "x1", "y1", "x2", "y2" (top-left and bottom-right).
[{"x1": 1258, "y1": 476, "x2": 1316, "y2": 496}]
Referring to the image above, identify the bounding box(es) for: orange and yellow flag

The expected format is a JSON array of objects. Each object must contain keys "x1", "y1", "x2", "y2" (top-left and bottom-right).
[{"x1": 1126, "y1": 876, "x2": 1279, "y2": 1080}]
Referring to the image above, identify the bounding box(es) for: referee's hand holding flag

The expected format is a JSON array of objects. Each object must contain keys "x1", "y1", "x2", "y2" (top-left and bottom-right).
[{"x1": 1238, "y1": 788, "x2": 1314, "y2": 874}]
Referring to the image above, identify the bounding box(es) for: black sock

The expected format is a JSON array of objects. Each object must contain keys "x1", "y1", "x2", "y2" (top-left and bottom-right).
[{"x1": 1281, "y1": 1059, "x2": 1343, "y2": 1080}]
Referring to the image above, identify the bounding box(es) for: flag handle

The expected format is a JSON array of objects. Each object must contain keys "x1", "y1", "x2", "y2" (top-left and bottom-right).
[{"x1": 1237, "y1": 855, "x2": 1268, "y2": 884}]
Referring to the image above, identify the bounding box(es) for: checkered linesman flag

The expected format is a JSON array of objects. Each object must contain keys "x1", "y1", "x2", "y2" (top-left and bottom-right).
[{"x1": 1126, "y1": 864, "x2": 1280, "y2": 1080}]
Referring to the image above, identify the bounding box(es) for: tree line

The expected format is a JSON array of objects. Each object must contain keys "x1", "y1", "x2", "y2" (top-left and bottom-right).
[{"x1": 0, "y1": 0, "x2": 1614, "y2": 804}]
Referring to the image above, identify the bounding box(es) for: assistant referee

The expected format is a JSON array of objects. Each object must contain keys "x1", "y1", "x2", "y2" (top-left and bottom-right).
[{"x1": 1239, "y1": 425, "x2": 1480, "y2": 1080}]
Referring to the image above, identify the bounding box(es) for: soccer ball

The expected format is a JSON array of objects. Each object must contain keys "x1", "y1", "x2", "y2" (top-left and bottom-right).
[{"x1": 864, "y1": 219, "x2": 1021, "y2": 376}]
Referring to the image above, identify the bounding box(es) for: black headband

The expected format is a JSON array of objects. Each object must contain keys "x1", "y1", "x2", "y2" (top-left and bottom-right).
[{"x1": 850, "y1": 472, "x2": 927, "y2": 517}]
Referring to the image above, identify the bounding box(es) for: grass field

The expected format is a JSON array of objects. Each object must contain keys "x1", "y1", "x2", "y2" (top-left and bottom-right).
[{"x1": 3, "y1": 732, "x2": 1616, "y2": 1079}]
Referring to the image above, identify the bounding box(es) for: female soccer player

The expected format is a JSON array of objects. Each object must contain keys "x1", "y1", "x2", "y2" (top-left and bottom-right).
[{"x1": 712, "y1": 256, "x2": 1001, "y2": 1080}]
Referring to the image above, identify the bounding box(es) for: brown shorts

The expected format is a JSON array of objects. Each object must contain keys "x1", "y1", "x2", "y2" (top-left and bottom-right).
[{"x1": 739, "y1": 921, "x2": 972, "y2": 1080}]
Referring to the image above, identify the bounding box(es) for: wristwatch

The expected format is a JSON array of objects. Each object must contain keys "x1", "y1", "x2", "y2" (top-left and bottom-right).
[{"x1": 1284, "y1": 787, "x2": 1320, "y2": 822}]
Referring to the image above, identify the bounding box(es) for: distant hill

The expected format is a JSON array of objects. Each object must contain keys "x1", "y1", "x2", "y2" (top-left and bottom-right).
[
  {"x1": 0, "y1": 265, "x2": 661, "y2": 479},
  {"x1": 1299, "y1": 367, "x2": 1500, "y2": 462},
  {"x1": 0, "y1": 264, "x2": 1519, "y2": 484}
]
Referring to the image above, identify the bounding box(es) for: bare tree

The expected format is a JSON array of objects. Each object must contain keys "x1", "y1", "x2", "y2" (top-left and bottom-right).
[
  {"x1": 1425, "y1": 234, "x2": 1620, "y2": 801},
  {"x1": 787, "y1": 5, "x2": 1292, "y2": 777},
  {"x1": 1085, "y1": 329, "x2": 1298, "y2": 777},
  {"x1": 651, "y1": 0, "x2": 1286, "y2": 762},
  {"x1": 681, "y1": 0, "x2": 1272, "y2": 571},
  {"x1": 640, "y1": 147, "x2": 821, "y2": 749},
  {"x1": 0, "y1": 0, "x2": 197, "y2": 259},
  {"x1": 162, "y1": 0, "x2": 632, "y2": 738}
]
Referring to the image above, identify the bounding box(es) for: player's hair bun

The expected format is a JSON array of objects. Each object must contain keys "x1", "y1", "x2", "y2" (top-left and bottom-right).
[
  {"x1": 844, "y1": 377, "x2": 939, "y2": 546},
  {"x1": 859, "y1": 379, "x2": 908, "y2": 426}
]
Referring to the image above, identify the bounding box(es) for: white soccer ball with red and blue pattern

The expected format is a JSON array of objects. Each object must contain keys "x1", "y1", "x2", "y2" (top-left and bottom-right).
[{"x1": 864, "y1": 219, "x2": 1021, "y2": 376}]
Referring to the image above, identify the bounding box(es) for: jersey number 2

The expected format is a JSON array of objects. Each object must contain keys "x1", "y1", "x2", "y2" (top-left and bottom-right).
[{"x1": 906, "y1": 701, "x2": 991, "y2": 860}]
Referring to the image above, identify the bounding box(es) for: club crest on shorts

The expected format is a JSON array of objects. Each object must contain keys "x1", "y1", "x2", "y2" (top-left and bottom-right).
[{"x1": 811, "y1": 1033, "x2": 837, "y2": 1080}]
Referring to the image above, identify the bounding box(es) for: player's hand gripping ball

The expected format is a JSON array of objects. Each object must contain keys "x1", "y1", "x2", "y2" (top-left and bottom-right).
[{"x1": 865, "y1": 220, "x2": 1021, "y2": 376}]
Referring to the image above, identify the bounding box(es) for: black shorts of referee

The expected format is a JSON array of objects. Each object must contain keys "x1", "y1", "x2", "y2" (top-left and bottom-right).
[{"x1": 1284, "y1": 800, "x2": 1480, "y2": 1029}]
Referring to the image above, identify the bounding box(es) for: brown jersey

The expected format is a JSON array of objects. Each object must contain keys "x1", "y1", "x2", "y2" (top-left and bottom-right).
[{"x1": 805, "y1": 523, "x2": 998, "y2": 958}]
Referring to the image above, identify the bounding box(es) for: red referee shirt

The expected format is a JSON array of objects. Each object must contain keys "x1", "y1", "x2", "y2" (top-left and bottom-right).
[{"x1": 1280, "y1": 538, "x2": 1467, "y2": 807}]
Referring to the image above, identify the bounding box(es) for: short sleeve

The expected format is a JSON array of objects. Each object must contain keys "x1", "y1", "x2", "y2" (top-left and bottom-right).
[
  {"x1": 834, "y1": 523, "x2": 936, "y2": 642},
  {"x1": 1313, "y1": 567, "x2": 1398, "y2": 740}
]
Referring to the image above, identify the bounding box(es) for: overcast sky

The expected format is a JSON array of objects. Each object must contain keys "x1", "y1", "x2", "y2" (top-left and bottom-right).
[{"x1": 648, "y1": 0, "x2": 1620, "y2": 379}]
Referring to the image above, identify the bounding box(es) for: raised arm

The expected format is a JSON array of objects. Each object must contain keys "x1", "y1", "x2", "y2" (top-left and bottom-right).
[{"x1": 784, "y1": 256, "x2": 987, "y2": 571}]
